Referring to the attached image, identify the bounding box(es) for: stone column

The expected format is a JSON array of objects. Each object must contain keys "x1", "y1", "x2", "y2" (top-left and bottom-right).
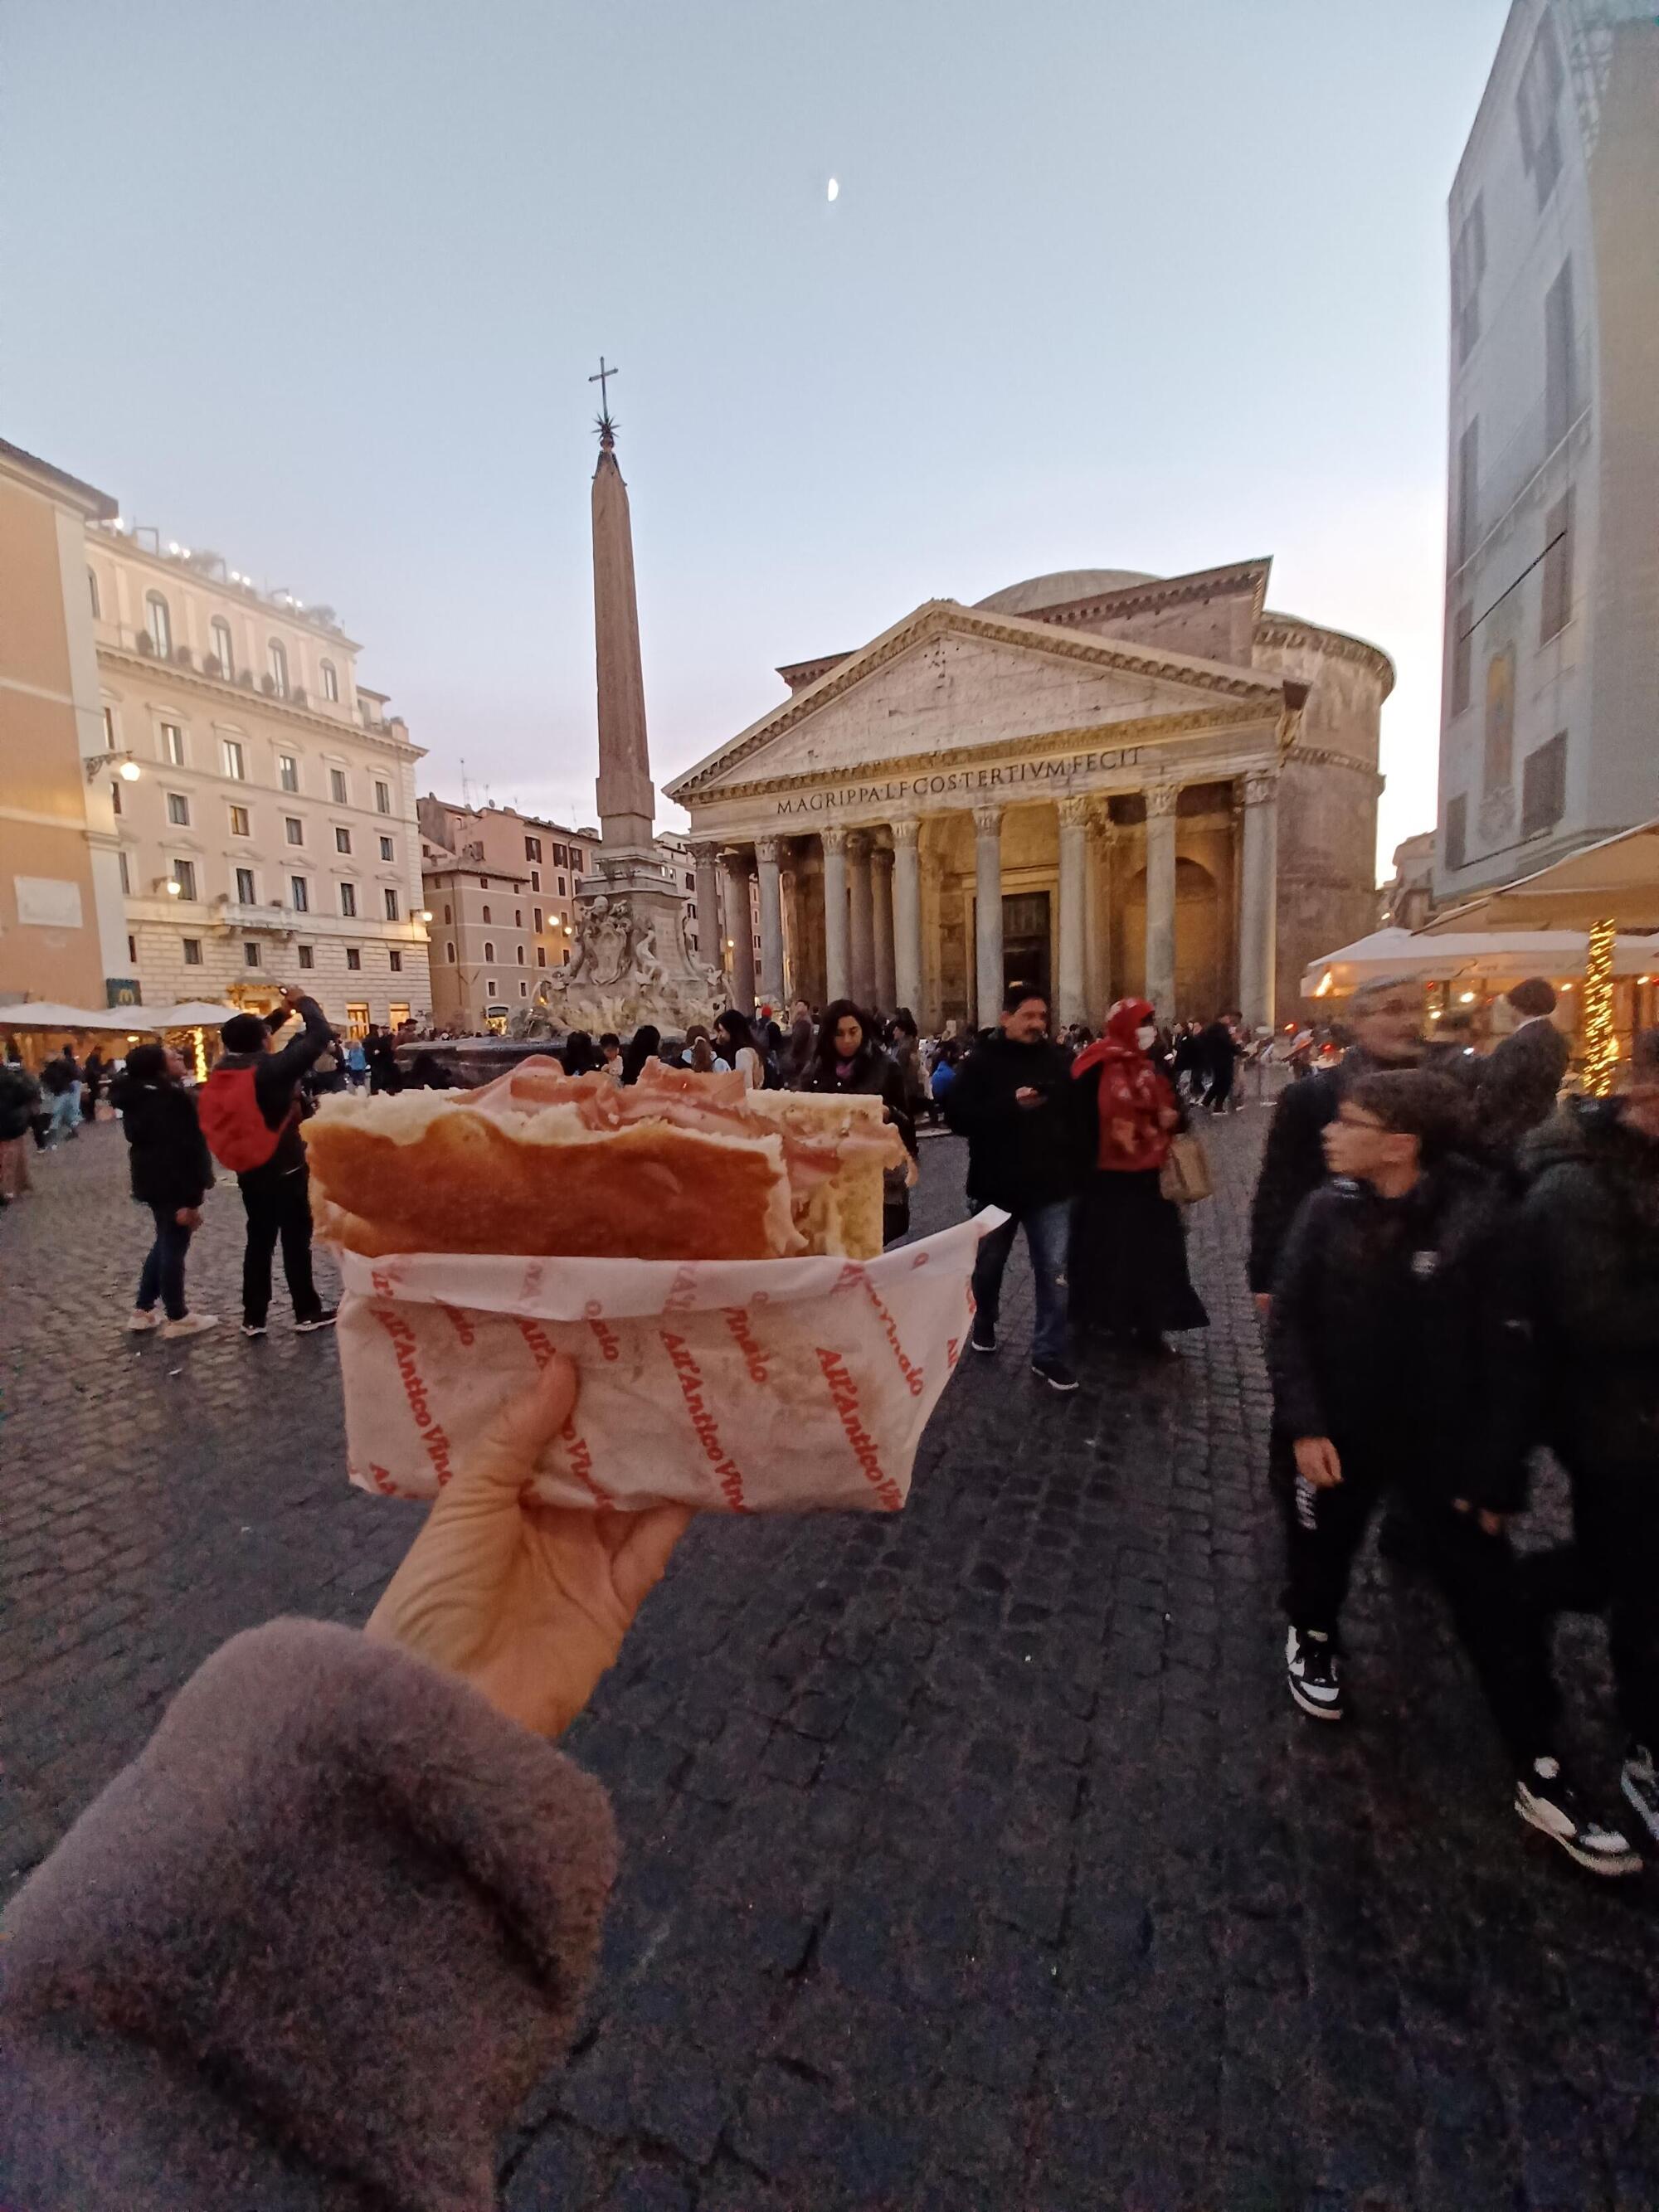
[
  {"x1": 779, "y1": 856, "x2": 798, "y2": 1003},
  {"x1": 722, "y1": 848, "x2": 756, "y2": 1012},
  {"x1": 754, "y1": 835, "x2": 786, "y2": 1011},
  {"x1": 690, "y1": 840, "x2": 722, "y2": 972},
  {"x1": 846, "y1": 829, "x2": 875, "y2": 1009},
  {"x1": 871, "y1": 843, "x2": 897, "y2": 1013},
  {"x1": 820, "y1": 826, "x2": 849, "y2": 1004},
  {"x1": 974, "y1": 804, "x2": 1004, "y2": 1031},
  {"x1": 891, "y1": 819, "x2": 923, "y2": 1020},
  {"x1": 1056, "y1": 795, "x2": 1089, "y2": 1030},
  {"x1": 1238, "y1": 770, "x2": 1280, "y2": 1031},
  {"x1": 1143, "y1": 785, "x2": 1180, "y2": 1020}
]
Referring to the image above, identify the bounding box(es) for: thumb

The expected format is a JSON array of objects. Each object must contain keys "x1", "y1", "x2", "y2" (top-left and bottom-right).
[{"x1": 459, "y1": 1354, "x2": 579, "y2": 1496}]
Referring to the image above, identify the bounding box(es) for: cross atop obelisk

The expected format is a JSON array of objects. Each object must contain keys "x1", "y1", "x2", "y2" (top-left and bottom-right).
[{"x1": 589, "y1": 361, "x2": 654, "y2": 853}]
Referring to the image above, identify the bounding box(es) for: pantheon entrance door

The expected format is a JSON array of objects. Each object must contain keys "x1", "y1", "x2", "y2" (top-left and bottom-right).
[{"x1": 1002, "y1": 891, "x2": 1051, "y2": 1006}]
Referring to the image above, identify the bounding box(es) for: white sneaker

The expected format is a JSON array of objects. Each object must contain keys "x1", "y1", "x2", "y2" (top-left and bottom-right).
[
  {"x1": 127, "y1": 1310, "x2": 161, "y2": 1333},
  {"x1": 160, "y1": 1311, "x2": 220, "y2": 1341},
  {"x1": 1516, "y1": 1756, "x2": 1642, "y2": 1875},
  {"x1": 1286, "y1": 1625, "x2": 1344, "y2": 1721}
]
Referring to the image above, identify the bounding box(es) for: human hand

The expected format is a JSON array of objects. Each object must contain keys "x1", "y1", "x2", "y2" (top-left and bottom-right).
[
  {"x1": 1294, "y1": 1436, "x2": 1343, "y2": 1489},
  {"x1": 278, "y1": 984, "x2": 307, "y2": 1011},
  {"x1": 1014, "y1": 1086, "x2": 1043, "y2": 1108},
  {"x1": 175, "y1": 1205, "x2": 202, "y2": 1229},
  {"x1": 365, "y1": 1357, "x2": 692, "y2": 1737},
  {"x1": 1253, "y1": 1293, "x2": 1272, "y2": 1318}
]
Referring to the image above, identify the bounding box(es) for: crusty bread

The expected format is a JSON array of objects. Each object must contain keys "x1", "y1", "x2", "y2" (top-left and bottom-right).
[{"x1": 303, "y1": 1064, "x2": 903, "y2": 1261}]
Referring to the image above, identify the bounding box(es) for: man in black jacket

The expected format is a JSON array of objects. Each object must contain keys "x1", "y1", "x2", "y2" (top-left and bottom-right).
[
  {"x1": 1248, "y1": 975, "x2": 1425, "y2": 1305},
  {"x1": 1517, "y1": 1031, "x2": 1659, "y2": 1846},
  {"x1": 945, "y1": 984, "x2": 1079, "y2": 1392},
  {"x1": 214, "y1": 987, "x2": 337, "y2": 1339},
  {"x1": 1479, "y1": 976, "x2": 1569, "y2": 1161},
  {"x1": 114, "y1": 1043, "x2": 217, "y2": 1340},
  {"x1": 1269, "y1": 1067, "x2": 1637, "y2": 1874}
]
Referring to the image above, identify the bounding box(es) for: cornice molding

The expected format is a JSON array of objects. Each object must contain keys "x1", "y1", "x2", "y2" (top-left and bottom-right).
[
  {"x1": 1017, "y1": 558, "x2": 1272, "y2": 636},
  {"x1": 1254, "y1": 614, "x2": 1395, "y2": 697},
  {"x1": 667, "y1": 599, "x2": 1290, "y2": 802},
  {"x1": 97, "y1": 645, "x2": 422, "y2": 760},
  {"x1": 683, "y1": 702, "x2": 1274, "y2": 809}
]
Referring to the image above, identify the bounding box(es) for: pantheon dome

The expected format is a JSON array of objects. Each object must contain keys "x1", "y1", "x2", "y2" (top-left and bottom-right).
[{"x1": 974, "y1": 570, "x2": 1157, "y2": 617}]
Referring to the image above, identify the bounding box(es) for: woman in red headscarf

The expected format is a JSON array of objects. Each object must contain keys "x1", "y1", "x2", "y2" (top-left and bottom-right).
[{"x1": 1069, "y1": 997, "x2": 1209, "y2": 1352}]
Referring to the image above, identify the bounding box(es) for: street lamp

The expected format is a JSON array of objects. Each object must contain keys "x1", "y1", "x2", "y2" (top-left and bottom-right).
[
  {"x1": 85, "y1": 751, "x2": 141, "y2": 784},
  {"x1": 159, "y1": 878, "x2": 182, "y2": 899},
  {"x1": 415, "y1": 908, "x2": 433, "y2": 923}
]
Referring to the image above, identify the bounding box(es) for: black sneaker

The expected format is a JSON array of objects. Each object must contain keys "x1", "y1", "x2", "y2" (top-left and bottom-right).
[
  {"x1": 969, "y1": 1320, "x2": 997, "y2": 1354},
  {"x1": 1515, "y1": 1757, "x2": 1642, "y2": 1875},
  {"x1": 1286, "y1": 1626, "x2": 1343, "y2": 1721},
  {"x1": 1031, "y1": 1358, "x2": 1078, "y2": 1393},
  {"x1": 294, "y1": 1307, "x2": 338, "y2": 1334},
  {"x1": 1620, "y1": 1744, "x2": 1659, "y2": 1845}
]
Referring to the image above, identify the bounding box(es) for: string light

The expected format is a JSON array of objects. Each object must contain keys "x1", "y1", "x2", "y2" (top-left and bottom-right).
[{"x1": 1582, "y1": 916, "x2": 1618, "y2": 1096}]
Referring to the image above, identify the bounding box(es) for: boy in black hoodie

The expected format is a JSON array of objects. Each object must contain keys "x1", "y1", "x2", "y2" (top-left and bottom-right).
[
  {"x1": 1270, "y1": 1067, "x2": 1638, "y2": 1874},
  {"x1": 114, "y1": 1043, "x2": 217, "y2": 1340},
  {"x1": 1517, "y1": 1030, "x2": 1659, "y2": 1845}
]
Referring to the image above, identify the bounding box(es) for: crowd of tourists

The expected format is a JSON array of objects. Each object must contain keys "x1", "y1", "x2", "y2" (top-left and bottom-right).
[{"x1": 11, "y1": 970, "x2": 1658, "y2": 1881}]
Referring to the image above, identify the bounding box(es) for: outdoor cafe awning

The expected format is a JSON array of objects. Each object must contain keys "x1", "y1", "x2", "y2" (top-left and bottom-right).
[
  {"x1": 1300, "y1": 927, "x2": 1659, "y2": 1000},
  {"x1": 0, "y1": 999, "x2": 241, "y2": 1035},
  {"x1": 1423, "y1": 818, "x2": 1659, "y2": 933}
]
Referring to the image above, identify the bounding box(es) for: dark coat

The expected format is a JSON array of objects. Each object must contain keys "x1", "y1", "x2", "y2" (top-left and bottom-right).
[
  {"x1": 0, "y1": 1062, "x2": 39, "y2": 1141},
  {"x1": 112, "y1": 1075, "x2": 215, "y2": 1211},
  {"x1": 1248, "y1": 1046, "x2": 1398, "y2": 1294},
  {"x1": 1478, "y1": 1017, "x2": 1569, "y2": 1156},
  {"x1": 945, "y1": 1031, "x2": 1079, "y2": 1213},
  {"x1": 1267, "y1": 1158, "x2": 1532, "y2": 1510},
  {"x1": 0, "y1": 1620, "x2": 615, "y2": 2210},
  {"x1": 1517, "y1": 1099, "x2": 1659, "y2": 1475}
]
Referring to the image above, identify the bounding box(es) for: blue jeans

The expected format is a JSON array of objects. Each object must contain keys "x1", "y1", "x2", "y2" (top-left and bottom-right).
[
  {"x1": 137, "y1": 1203, "x2": 193, "y2": 1321},
  {"x1": 48, "y1": 1088, "x2": 80, "y2": 1142},
  {"x1": 969, "y1": 1198, "x2": 1071, "y2": 1366}
]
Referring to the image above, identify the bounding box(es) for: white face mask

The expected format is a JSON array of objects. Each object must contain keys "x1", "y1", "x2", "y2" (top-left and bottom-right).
[{"x1": 1135, "y1": 1025, "x2": 1157, "y2": 1050}]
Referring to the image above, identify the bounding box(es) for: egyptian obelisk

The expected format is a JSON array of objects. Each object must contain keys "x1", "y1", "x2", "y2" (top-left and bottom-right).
[{"x1": 591, "y1": 394, "x2": 656, "y2": 857}]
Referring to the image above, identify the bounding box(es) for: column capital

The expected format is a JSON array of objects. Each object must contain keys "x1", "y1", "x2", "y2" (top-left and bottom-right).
[
  {"x1": 890, "y1": 817, "x2": 921, "y2": 848},
  {"x1": 845, "y1": 828, "x2": 872, "y2": 858},
  {"x1": 1145, "y1": 785, "x2": 1180, "y2": 818},
  {"x1": 755, "y1": 834, "x2": 782, "y2": 865},
  {"x1": 821, "y1": 824, "x2": 848, "y2": 853},
  {"x1": 722, "y1": 845, "x2": 753, "y2": 873},
  {"x1": 1057, "y1": 794, "x2": 1090, "y2": 829},
  {"x1": 870, "y1": 841, "x2": 894, "y2": 873},
  {"x1": 972, "y1": 803, "x2": 1002, "y2": 838},
  {"x1": 1243, "y1": 770, "x2": 1279, "y2": 807},
  {"x1": 688, "y1": 839, "x2": 720, "y2": 866}
]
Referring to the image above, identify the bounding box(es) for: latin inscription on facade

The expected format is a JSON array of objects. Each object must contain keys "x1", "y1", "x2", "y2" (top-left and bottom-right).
[{"x1": 772, "y1": 748, "x2": 1142, "y2": 818}]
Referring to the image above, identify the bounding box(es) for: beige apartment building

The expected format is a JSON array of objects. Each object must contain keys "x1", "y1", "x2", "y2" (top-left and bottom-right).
[
  {"x1": 0, "y1": 438, "x2": 124, "y2": 1006},
  {"x1": 88, "y1": 523, "x2": 431, "y2": 1033},
  {"x1": 419, "y1": 797, "x2": 700, "y2": 1032}
]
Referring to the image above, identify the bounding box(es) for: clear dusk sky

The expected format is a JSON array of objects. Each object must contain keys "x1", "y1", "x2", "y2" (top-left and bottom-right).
[{"x1": 1, "y1": 0, "x2": 1513, "y2": 877}]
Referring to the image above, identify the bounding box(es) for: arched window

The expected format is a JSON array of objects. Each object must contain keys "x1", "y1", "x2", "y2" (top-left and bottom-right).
[
  {"x1": 480, "y1": 904, "x2": 491, "y2": 923},
  {"x1": 146, "y1": 593, "x2": 172, "y2": 656},
  {"x1": 211, "y1": 618, "x2": 234, "y2": 678},
  {"x1": 445, "y1": 941, "x2": 455, "y2": 963},
  {"x1": 87, "y1": 569, "x2": 100, "y2": 620},
  {"x1": 483, "y1": 941, "x2": 495, "y2": 962},
  {"x1": 320, "y1": 659, "x2": 339, "y2": 702},
  {"x1": 268, "y1": 639, "x2": 289, "y2": 697},
  {"x1": 517, "y1": 946, "x2": 525, "y2": 965}
]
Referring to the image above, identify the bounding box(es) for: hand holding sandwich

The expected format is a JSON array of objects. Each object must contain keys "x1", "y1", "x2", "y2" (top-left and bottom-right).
[{"x1": 366, "y1": 1356, "x2": 692, "y2": 1736}]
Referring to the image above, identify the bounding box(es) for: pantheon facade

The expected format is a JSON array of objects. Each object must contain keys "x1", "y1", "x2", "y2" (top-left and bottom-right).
[{"x1": 666, "y1": 562, "x2": 1393, "y2": 1031}]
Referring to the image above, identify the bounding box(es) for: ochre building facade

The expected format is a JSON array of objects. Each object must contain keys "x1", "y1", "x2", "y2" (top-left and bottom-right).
[{"x1": 666, "y1": 563, "x2": 1392, "y2": 1030}]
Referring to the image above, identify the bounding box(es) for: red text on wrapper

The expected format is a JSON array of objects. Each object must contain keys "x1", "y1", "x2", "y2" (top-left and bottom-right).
[
  {"x1": 861, "y1": 1280, "x2": 925, "y2": 1398},
  {"x1": 589, "y1": 1316, "x2": 622, "y2": 1364},
  {"x1": 439, "y1": 1304, "x2": 476, "y2": 1349},
  {"x1": 722, "y1": 1306, "x2": 770, "y2": 1386},
  {"x1": 372, "y1": 1308, "x2": 455, "y2": 1485},
  {"x1": 512, "y1": 1318, "x2": 611, "y2": 1503},
  {"x1": 815, "y1": 1347, "x2": 903, "y2": 1510},
  {"x1": 661, "y1": 1330, "x2": 749, "y2": 1510}
]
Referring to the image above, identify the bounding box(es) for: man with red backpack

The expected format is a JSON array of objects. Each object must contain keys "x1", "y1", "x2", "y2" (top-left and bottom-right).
[{"x1": 201, "y1": 985, "x2": 337, "y2": 1339}]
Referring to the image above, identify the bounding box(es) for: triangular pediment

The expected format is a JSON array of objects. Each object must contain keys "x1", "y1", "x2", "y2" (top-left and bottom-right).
[{"x1": 667, "y1": 600, "x2": 1287, "y2": 800}]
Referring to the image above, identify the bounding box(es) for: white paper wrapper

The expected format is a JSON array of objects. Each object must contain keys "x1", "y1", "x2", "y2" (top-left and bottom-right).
[{"x1": 335, "y1": 1209, "x2": 1005, "y2": 1514}]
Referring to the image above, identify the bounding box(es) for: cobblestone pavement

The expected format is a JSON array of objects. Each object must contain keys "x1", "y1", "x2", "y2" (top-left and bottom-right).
[{"x1": 4, "y1": 1111, "x2": 1659, "y2": 2210}]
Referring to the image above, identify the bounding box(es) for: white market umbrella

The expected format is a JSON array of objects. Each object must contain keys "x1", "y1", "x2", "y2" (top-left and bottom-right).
[{"x1": 1301, "y1": 928, "x2": 1658, "y2": 999}]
